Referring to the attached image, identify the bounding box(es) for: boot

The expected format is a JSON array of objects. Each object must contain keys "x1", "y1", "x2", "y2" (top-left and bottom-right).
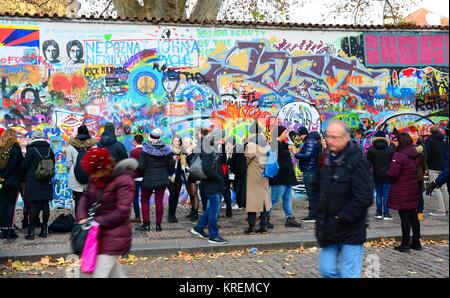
[
  {"x1": 190, "y1": 210, "x2": 199, "y2": 221},
  {"x1": 186, "y1": 208, "x2": 195, "y2": 219},
  {"x1": 0, "y1": 229, "x2": 7, "y2": 239},
  {"x1": 267, "y1": 217, "x2": 274, "y2": 229},
  {"x1": 244, "y1": 226, "x2": 256, "y2": 234},
  {"x1": 285, "y1": 217, "x2": 302, "y2": 228},
  {"x1": 25, "y1": 226, "x2": 35, "y2": 240},
  {"x1": 135, "y1": 224, "x2": 150, "y2": 231},
  {"x1": 256, "y1": 225, "x2": 268, "y2": 233},
  {"x1": 155, "y1": 223, "x2": 162, "y2": 232},
  {"x1": 394, "y1": 245, "x2": 410, "y2": 253},
  {"x1": 168, "y1": 215, "x2": 178, "y2": 223},
  {"x1": 39, "y1": 223, "x2": 48, "y2": 238},
  {"x1": 410, "y1": 239, "x2": 422, "y2": 251},
  {"x1": 7, "y1": 229, "x2": 19, "y2": 239}
]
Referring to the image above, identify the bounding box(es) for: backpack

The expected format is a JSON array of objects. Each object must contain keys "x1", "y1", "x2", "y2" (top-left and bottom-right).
[
  {"x1": 263, "y1": 150, "x2": 279, "y2": 178},
  {"x1": 188, "y1": 153, "x2": 207, "y2": 181},
  {"x1": 34, "y1": 148, "x2": 55, "y2": 180},
  {"x1": 48, "y1": 213, "x2": 76, "y2": 233},
  {"x1": 74, "y1": 148, "x2": 89, "y2": 184}
]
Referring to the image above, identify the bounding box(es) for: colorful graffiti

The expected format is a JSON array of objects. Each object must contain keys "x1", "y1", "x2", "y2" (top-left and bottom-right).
[{"x1": 0, "y1": 18, "x2": 448, "y2": 207}]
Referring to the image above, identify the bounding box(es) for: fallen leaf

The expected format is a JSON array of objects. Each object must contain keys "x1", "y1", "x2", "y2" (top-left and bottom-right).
[{"x1": 255, "y1": 259, "x2": 265, "y2": 264}]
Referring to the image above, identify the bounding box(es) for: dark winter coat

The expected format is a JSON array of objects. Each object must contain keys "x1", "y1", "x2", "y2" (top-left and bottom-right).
[
  {"x1": 435, "y1": 146, "x2": 449, "y2": 187},
  {"x1": 295, "y1": 131, "x2": 321, "y2": 172},
  {"x1": 366, "y1": 136, "x2": 394, "y2": 184},
  {"x1": 425, "y1": 131, "x2": 447, "y2": 171},
  {"x1": 97, "y1": 133, "x2": 128, "y2": 163},
  {"x1": 77, "y1": 159, "x2": 137, "y2": 256},
  {"x1": 230, "y1": 144, "x2": 247, "y2": 178},
  {"x1": 138, "y1": 142, "x2": 174, "y2": 190},
  {"x1": 0, "y1": 143, "x2": 23, "y2": 189},
  {"x1": 21, "y1": 140, "x2": 55, "y2": 202},
  {"x1": 313, "y1": 142, "x2": 373, "y2": 247},
  {"x1": 387, "y1": 145, "x2": 419, "y2": 211},
  {"x1": 270, "y1": 141, "x2": 297, "y2": 185},
  {"x1": 200, "y1": 139, "x2": 225, "y2": 195}
]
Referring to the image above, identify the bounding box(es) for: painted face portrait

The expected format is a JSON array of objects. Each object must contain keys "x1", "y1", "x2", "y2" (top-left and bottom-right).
[
  {"x1": 163, "y1": 72, "x2": 180, "y2": 94},
  {"x1": 66, "y1": 40, "x2": 84, "y2": 64},
  {"x1": 42, "y1": 40, "x2": 60, "y2": 63}
]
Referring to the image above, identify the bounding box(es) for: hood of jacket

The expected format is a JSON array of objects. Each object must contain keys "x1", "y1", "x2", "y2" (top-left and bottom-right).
[
  {"x1": 371, "y1": 137, "x2": 389, "y2": 149},
  {"x1": 306, "y1": 131, "x2": 321, "y2": 141},
  {"x1": 143, "y1": 142, "x2": 172, "y2": 156},
  {"x1": 99, "y1": 133, "x2": 118, "y2": 146},
  {"x1": 112, "y1": 158, "x2": 138, "y2": 178},
  {"x1": 69, "y1": 137, "x2": 97, "y2": 149},
  {"x1": 27, "y1": 140, "x2": 50, "y2": 148},
  {"x1": 398, "y1": 145, "x2": 418, "y2": 159},
  {"x1": 431, "y1": 131, "x2": 445, "y2": 141}
]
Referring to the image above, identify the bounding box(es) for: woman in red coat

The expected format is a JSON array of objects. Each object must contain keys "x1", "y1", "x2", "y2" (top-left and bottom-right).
[
  {"x1": 77, "y1": 148, "x2": 137, "y2": 278},
  {"x1": 388, "y1": 133, "x2": 421, "y2": 253}
]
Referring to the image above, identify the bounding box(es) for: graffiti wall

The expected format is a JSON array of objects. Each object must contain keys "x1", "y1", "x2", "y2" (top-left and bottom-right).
[{"x1": 1, "y1": 17, "x2": 448, "y2": 207}]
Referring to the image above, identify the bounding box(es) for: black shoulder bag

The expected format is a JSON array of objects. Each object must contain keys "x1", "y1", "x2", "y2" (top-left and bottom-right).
[{"x1": 70, "y1": 190, "x2": 104, "y2": 255}]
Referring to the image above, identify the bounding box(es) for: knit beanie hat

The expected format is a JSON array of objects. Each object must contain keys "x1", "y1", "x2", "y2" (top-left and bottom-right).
[{"x1": 81, "y1": 147, "x2": 113, "y2": 175}]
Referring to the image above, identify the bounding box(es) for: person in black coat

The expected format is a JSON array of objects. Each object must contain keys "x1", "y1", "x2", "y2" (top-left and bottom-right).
[
  {"x1": 136, "y1": 128, "x2": 175, "y2": 232},
  {"x1": 366, "y1": 130, "x2": 394, "y2": 219},
  {"x1": 21, "y1": 130, "x2": 56, "y2": 240},
  {"x1": 0, "y1": 129, "x2": 24, "y2": 240},
  {"x1": 97, "y1": 122, "x2": 128, "y2": 163},
  {"x1": 295, "y1": 127, "x2": 322, "y2": 222},
  {"x1": 312, "y1": 121, "x2": 373, "y2": 278},
  {"x1": 425, "y1": 125, "x2": 448, "y2": 216},
  {"x1": 230, "y1": 142, "x2": 247, "y2": 209},
  {"x1": 269, "y1": 125, "x2": 301, "y2": 228}
]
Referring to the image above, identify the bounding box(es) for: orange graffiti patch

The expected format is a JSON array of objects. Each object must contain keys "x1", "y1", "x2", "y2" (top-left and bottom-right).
[{"x1": 50, "y1": 74, "x2": 87, "y2": 93}]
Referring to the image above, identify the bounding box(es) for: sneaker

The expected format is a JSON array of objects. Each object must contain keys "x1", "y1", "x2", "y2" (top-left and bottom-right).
[
  {"x1": 191, "y1": 228, "x2": 209, "y2": 240},
  {"x1": 155, "y1": 224, "x2": 162, "y2": 232},
  {"x1": 417, "y1": 212, "x2": 424, "y2": 221},
  {"x1": 429, "y1": 212, "x2": 447, "y2": 217},
  {"x1": 383, "y1": 214, "x2": 393, "y2": 221},
  {"x1": 168, "y1": 216, "x2": 178, "y2": 223},
  {"x1": 209, "y1": 236, "x2": 228, "y2": 244},
  {"x1": 374, "y1": 212, "x2": 383, "y2": 220},
  {"x1": 301, "y1": 216, "x2": 316, "y2": 223},
  {"x1": 244, "y1": 226, "x2": 256, "y2": 234}
]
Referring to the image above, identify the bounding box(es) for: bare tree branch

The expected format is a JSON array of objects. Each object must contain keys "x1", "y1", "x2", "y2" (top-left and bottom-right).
[{"x1": 99, "y1": 0, "x2": 113, "y2": 17}]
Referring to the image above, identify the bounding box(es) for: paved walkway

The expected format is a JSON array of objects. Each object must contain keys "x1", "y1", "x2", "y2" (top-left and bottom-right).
[{"x1": 0, "y1": 195, "x2": 448, "y2": 261}]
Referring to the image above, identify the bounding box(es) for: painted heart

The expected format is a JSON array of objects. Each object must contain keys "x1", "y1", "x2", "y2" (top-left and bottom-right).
[{"x1": 104, "y1": 34, "x2": 112, "y2": 41}]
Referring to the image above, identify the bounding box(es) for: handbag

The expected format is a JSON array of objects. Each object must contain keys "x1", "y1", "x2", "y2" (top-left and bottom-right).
[
  {"x1": 70, "y1": 190, "x2": 104, "y2": 255},
  {"x1": 81, "y1": 221, "x2": 100, "y2": 274}
]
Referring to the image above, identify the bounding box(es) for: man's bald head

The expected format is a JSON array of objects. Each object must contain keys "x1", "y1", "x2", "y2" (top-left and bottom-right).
[{"x1": 325, "y1": 120, "x2": 351, "y2": 154}]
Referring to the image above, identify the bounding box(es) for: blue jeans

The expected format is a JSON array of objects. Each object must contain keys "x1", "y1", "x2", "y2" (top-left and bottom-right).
[
  {"x1": 303, "y1": 170, "x2": 319, "y2": 218},
  {"x1": 375, "y1": 182, "x2": 390, "y2": 215},
  {"x1": 133, "y1": 181, "x2": 142, "y2": 219},
  {"x1": 269, "y1": 185, "x2": 293, "y2": 218},
  {"x1": 195, "y1": 193, "x2": 221, "y2": 239},
  {"x1": 319, "y1": 244, "x2": 365, "y2": 278}
]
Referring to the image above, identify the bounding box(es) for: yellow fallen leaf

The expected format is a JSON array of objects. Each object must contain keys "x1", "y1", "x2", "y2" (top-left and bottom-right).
[
  {"x1": 285, "y1": 271, "x2": 296, "y2": 276},
  {"x1": 255, "y1": 259, "x2": 264, "y2": 264}
]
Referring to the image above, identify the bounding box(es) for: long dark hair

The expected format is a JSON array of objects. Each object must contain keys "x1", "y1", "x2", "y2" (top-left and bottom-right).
[{"x1": 396, "y1": 132, "x2": 414, "y2": 152}]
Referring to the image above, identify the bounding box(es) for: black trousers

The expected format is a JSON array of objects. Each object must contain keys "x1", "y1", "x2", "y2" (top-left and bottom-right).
[
  {"x1": 0, "y1": 186, "x2": 19, "y2": 228},
  {"x1": 29, "y1": 201, "x2": 50, "y2": 227},
  {"x1": 234, "y1": 175, "x2": 246, "y2": 208},
  {"x1": 398, "y1": 210, "x2": 421, "y2": 246},
  {"x1": 223, "y1": 175, "x2": 232, "y2": 216},
  {"x1": 417, "y1": 182, "x2": 424, "y2": 213},
  {"x1": 248, "y1": 207, "x2": 268, "y2": 228},
  {"x1": 168, "y1": 179, "x2": 182, "y2": 218},
  {"x1": 73, "y1": 191, "x2": 83, "y2": 219}
]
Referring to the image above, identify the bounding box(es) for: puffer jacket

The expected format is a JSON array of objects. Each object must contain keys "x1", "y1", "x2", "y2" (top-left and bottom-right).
[
  {"x1": 138, "y1": 141, "x2": 175, "y2": 190},
  {"x1": 97, "y1": 133, "x2": 128, "y2": 163},
  {"x1": 425, "y1": 131, "x2": 447, "y2": 171},
  {"x1": 295, "y1": 131, "x2": 321, "y2": 172},
  {"x1": 270, "y1": 141, "x2": 297, "y2": 185},
  {"x1": 77, "y1": 159, "x2": 137, "y2": 255},
  {"x1": 435, "y1": 146, "x2": 448, "y2": 187},
  {"x1": 387, "y1": 145, "x2": 419, "y2": 211},
  {"x1": 66, "y1": 135, "x2": 97, "y2": 192},
  {"x1": 366, "y1": 136, "x2": 394, "y2": 183}
]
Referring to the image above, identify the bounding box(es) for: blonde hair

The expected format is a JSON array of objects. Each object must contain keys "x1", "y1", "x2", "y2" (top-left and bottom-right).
[{"x1": 0, "y1": 128, "x2": 18, "y2": 145}]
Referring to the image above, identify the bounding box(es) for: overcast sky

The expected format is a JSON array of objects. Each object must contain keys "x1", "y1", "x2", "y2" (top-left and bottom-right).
[{"x1": 290, "y1": 0, "x2": 449, "y2": 24}]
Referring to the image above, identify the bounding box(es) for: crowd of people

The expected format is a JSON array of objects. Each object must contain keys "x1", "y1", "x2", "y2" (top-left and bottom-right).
[{"x1": 0, "y1": 120, "x2": 448, "y2": 278}]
